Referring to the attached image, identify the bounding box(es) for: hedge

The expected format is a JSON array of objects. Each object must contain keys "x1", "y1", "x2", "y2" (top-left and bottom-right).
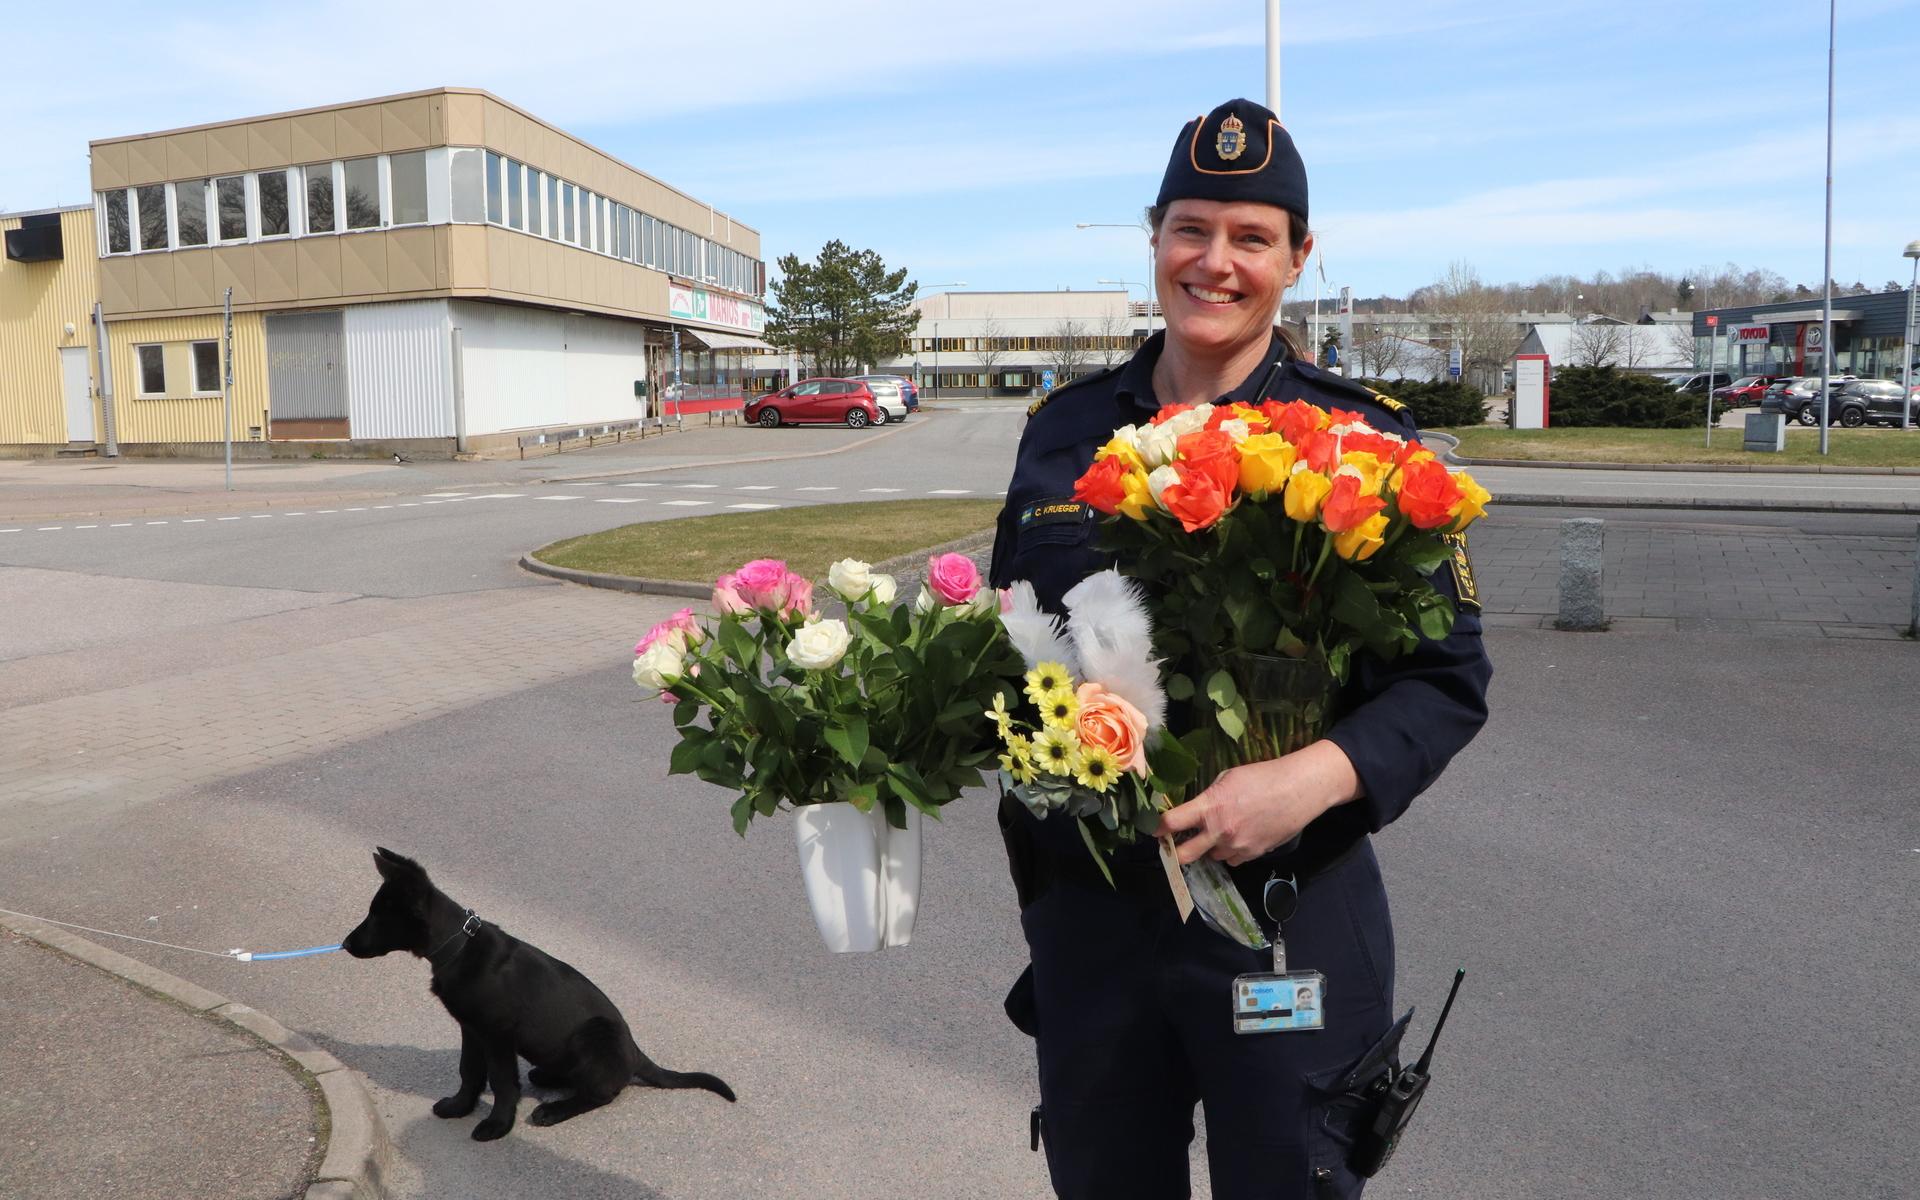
[
  {"x1": 1355, "y1": 378, "x2": 1490, "y2": 429},
  {"x1": 1546, "y1": 366, "x2": 1702, "y2": 428}
]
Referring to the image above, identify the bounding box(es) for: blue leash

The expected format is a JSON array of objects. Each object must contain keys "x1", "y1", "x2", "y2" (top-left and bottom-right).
[{"x1": 0, "y1": 905, "x2": 342, "y2": 963}]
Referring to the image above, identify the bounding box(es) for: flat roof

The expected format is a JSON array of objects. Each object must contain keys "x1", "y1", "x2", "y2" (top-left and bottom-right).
[
  {"x1": 0, "y1": 203, "x2": 94, "y2": 220},
  {"x1": 88, "y1": 86, "x2": 758, "y2": 238}
]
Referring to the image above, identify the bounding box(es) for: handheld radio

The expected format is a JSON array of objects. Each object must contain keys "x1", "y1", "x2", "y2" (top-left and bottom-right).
[{"x1": 1349, "y1": 968, "x2": 1465, "y2": 1177}]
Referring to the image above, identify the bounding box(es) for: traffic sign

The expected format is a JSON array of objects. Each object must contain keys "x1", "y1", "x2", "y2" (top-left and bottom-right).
[
  {"x1": 1447, "y1": 347, "x2": 1462, "y2": 379},
  {"x1": 1705, "y1": 315, "x2": 1718, "y2": 327},
  {"x1": 1041, "y1": 370, "x2": 1056, "y2": 392}
]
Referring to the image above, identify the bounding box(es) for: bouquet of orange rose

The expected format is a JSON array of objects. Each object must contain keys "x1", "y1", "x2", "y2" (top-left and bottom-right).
[{"x1": 1072, "y1": 396, "x2": 1491, "y2": 809}]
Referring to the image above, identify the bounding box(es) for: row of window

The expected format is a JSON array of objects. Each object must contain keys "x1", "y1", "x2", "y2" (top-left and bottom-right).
[
  {"x1": 476, "y1": 151, "x2": 759, "y2": 295},
  {"x1": 914, "y1": 335, "x2": 1140, "y2": 353},
  {"x1": 133, "y1": 341, "x2": 222, "y2": 398},
  {"x1": 95, "y1": 147, "x2": 764, "y2": 300},
  {"x1": 919, "y1": 371, "x2": 1087, "y2": 389}
]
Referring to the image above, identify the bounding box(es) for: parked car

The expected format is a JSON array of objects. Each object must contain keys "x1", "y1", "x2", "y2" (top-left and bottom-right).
[
  {"x1": 862, "y1": 379, "x2": 909, "y2": 424},
  {"x1": 854, "y1": 374, "x2": 919, "y2": 413},
  {"x1": 1814, "y1": 379, "x2": 1920, "y2": 428},
  {"x1": 745, "y1": 378, "x2": 882, "y2": 429},
  {"x1": 1671, "y1": 371, "x2": 1735, "y2": 395},
  {"x1": 1758, "y1": 378, "x2": 1804, "y2": 418},
  {"x1": 1780, "y1": 375, "x2": 1859, "y2": 425},
  {"x1": 1710, "y1": 375, "x2": 1782, "y2": 406}
]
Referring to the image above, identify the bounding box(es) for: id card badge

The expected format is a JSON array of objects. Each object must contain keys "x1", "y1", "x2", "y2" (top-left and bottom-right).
[{"x1": 1232, "y1": 935, "x2": 1326, "y2": 1035}]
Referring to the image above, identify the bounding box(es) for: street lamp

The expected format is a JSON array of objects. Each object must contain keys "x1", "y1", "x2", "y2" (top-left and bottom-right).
[
  {"x1": 1903, "y1": 240, "x2": 1919, "y2": 432},
  {"x1": 1077, "y1": 222, "x2": 1155, "y2": 337},
  {"x1": 920, "y1": 282, "x2": 968, "y2": 401}
]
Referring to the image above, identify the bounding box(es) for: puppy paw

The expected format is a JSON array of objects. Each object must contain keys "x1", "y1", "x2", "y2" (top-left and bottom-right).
[
  {"x1": 471, "y1": 1118, "x2": 512, "y2": 1141},
  {"x1": 528, "y1": 1102, "x2": 563, "y2": 1126},
  {"x1": 432, "y1": 1095, "x2": 477, "y2": 1119}
]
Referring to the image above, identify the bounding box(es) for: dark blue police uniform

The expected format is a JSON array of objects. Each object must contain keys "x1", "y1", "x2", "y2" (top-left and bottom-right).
[{"x1": 988, "y1": 330, "x2": 1493, "y2": 1198}]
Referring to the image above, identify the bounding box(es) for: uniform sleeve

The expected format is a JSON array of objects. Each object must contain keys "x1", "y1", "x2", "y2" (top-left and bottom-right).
[
  {"x1": 1322, "y1": 565, "x2": 1491, "y2": 833},
  {"x1": 987, "y1": 499, "x2": 1019, "y2": 590}
]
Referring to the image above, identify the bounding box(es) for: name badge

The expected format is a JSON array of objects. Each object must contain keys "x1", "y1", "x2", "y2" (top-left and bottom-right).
[{"x1": 1232, "y1": 933, "x2": 1325, "y2": 1035}]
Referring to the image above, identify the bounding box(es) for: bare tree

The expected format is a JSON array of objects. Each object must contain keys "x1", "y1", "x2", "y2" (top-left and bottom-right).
[
  {"x1": 1351, "y1": 321, "x2": 1411, "y2": 379},
  {"x1": 1665, "y1": 323, "x2": 1702, "y2": 369},
  {"x1": 1093, "y1": 311, "x2": 1133, "y2": 368},
  {"x1": 1569, "y1": 322, "x2": 1627, "y2": 367},
  {"x1": 1043, "y1": 319, "x2": 1091, "y2": 384},
  {"x1": 1422, "y1": 261, "x2": 1519, "y2": 392},
  {"x1": 972, "y1": 313, "x2": 1009, "y2": 396}
]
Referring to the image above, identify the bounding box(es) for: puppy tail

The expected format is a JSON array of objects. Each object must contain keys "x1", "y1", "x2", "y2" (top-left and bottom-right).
[{"x1": 632, "y1": 1049, "x2": 737, "y2": 1103}]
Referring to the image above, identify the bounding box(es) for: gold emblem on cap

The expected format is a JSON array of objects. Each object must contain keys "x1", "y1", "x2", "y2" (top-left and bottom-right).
[{"x1": 1215, "y1": 113, "x2": 1247, "y2": 161}]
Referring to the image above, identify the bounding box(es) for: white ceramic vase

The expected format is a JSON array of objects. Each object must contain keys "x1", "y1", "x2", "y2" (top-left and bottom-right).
[{"x1": 792, "y1": 801, "x2": 923, "y2": 953}]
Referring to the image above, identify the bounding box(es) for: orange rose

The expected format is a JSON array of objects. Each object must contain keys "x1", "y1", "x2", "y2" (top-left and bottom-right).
[
  {"x1": 1176, "y1": 429, "x2": 1240, "y2": 497},
  {"x1": 1159, "y1": 463, "x2": 1232, "y2": 532},
  {"x1": 1074, "y1": 455, "x2": 1133, "y2": 515},
  {"x1": 1295, "y1": 426, "x2": 1342, "y2": 474},
  {"x1": 1266, "y1": 399, "x2": 1328, "y2": 443},
  {"x1": 1319, "y1": 472, "x2": 1387, "y2": 534},
  {"x1": 1394, "y1": 457, "x2": 1464, "y2": 529},
  {"x1": 1075, "y1": 682, "x2": 1149, "y2": 775}
]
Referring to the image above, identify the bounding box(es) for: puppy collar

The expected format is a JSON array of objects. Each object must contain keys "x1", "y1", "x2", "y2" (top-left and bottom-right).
[{"x1": 426, "y1": 908, "x2": 482, "y2": 966}]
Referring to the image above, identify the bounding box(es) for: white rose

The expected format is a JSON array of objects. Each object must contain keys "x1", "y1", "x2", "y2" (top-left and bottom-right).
[
  {"x1": 1219, "y1": 418, "x2": 1252, "y2": 444},
  {"x1": 827, "y1": 558, "x2": 873, "y2": 602},
  {"x1": 963, "y1": 591, "x2": 1000, "y2": 619},
  {"x1": 1167, "y1": 405, "x2": 1213, "y2": 437},
  {"x1": 869, "y1": 573, "x2": 898, "y2": 605},
  {"x1": 632, "y1": 640, "x2": 687, "y2": 691},
  {"x1": 912, "y1": 584, "x2": 936, "y2": 614},
  {"x1": 1137, "y1": 422, "x2": 1180, "y2": 469},
  {"x1": 1147, "y1": 465, "x2": 1182, "y2": 507},
  {"x1": 1110, "y1": 423, "x2": 1144, "y2": 455},
  {"x1": 787, "y1": 618, "x2": 852, "y2": 670}
]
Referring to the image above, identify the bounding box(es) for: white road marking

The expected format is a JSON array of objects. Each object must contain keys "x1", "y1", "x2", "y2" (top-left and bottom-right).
[
  {"x1": 737, "y1": 485, "x2": 777, "y2": 491},
  {"x1": 217, "y1": 516, "x2": 241, "y2": 521},
  {"x1": 471, "y1": 493, "x2": 526, "y2": 499},
  {"x1": 616, "y1": 482, "x2": 661, "y2": 488},
  {"x1": 38, "y1": 526, "x2": 62, "y2": 531},
  {"x1": 397, "y1": 503, "x2": 419, "y2": 508},
  {"x1": 250, "y1": 514, "x2": 272, "y2": 519},
  {"x1": 153, "y1": 520, "x2": 174, "y2": 525},
  {"x1": 181, "y1": 519, "x2": 206, "y2": 524},
  {"x1": 677, "y1": 483, "x2": 719, "y2": 489},
  {"x1": 345, "y1": 507, "x2": 366, "y2": 511},
  {"x1": 661, "y1": 500, "x2": 712, "y2": 507},
  {"x1": 797, "y1": 486, "x2": 839, "y2": 492},
  {"x1": 373, "y1": 505, "x2": 394, "y2": 509},
  {"x1": 423, "y1": 493, "x2": 469, "y2": 498},
  {"x1": 535, "y1": 495, "x2": 583, "y2": 501},
  {"x1": 285, "y1": 512, "x2": 307, "y2": 517},
  {"x1": 862, "y1": 487, "x2": 902, "y2": 493},
  {"x1": 728, "y1": 503, "x2": 780, "y2": 510},
  {"x1": 594, "y1": 498, "x2": 648, "y2": 504},
  {"x1": 928, "y1": 489, "x2": 972, "y2": 495},
  {"x1": 0, "y1": 529, "x2": 20, "y2": 533},
  {"x1": 76, "y1": 524, "x2": 98, "y2": 529},
  {"x1": 110, "y1": 523, "x2": 133, "y2": 527},
  {"x1": 567, "y1": 481, "x2": 609, "y2": 487}
]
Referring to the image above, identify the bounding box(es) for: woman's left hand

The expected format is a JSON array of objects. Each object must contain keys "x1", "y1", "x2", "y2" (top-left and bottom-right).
[{"x1": 1156, "y1": 740, "x2": 1363, "y2": 866}]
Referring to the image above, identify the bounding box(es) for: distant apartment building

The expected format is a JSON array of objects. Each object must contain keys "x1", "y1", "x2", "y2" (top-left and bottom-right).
[{"x1": 1, "y1": 88, "x2": 770, "y2": 456}]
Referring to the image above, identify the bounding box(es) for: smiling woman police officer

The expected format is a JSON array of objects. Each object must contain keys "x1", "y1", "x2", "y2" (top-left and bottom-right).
[{"x1": 988, "y1": 100, "x2": 1492, "y2": 1199}]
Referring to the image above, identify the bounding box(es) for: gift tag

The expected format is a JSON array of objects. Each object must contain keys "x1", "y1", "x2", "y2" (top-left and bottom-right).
[
  {"x1": 1233, "y1": 935, "x2": 1326, "y2": 1034},
  {"x1": 1157, "y1": 835, "x2": 1195, "y2": 923}
]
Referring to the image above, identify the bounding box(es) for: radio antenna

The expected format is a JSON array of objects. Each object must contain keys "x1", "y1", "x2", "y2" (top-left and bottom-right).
[{"x1": 1412, "y1": 969, "x2": 1465, "y2": 1076}]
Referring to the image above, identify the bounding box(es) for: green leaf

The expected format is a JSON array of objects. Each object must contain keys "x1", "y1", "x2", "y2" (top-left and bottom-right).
[
  {"x1": 1165, "y1": 672, "x2": 1195, "y2": 702},
  {"x1": 1076, "y1": 819, "x2": 1116, "y2": 888},
  {"x1": 668, "y1": 739, "x2": 705, "y2": 777},
  {"x1": 1331, "y1": 571, "x2": 1385, "y2": 629},
  {"x1": 1216, "y1": 700, "x2": 1246, "y2": 740},
  {"x1": 845, "y1": 782, "x2": 878, "y2": 812},
  {"x1": 1249, "y1": 556, "x2": 1277, "y2": 581},
  {"x1": 1147, "y1": 732, "x2": 1198, "y2": 791},
  {"x1": 823, "y1": 716, "x2": 869, "y2": 768},
  {"x1": 730, "y1": 795, "x2": 754, "y2": 836},
  {"x1": 1416, "y1": 594, "x2": 1458, "y2": 642},
  {"x1": 1398, "y1": 533, "x2": 1454, "y2": 575},
  {"x1": 1205, "y1": 670, "x2": 1239, "y2": 710}
]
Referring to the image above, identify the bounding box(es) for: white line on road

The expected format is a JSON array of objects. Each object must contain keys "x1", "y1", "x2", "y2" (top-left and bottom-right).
[
  {"x1": 661, "y1": 500, "x2": 712, "y2": 507},
  {"x1": 38, "y1": 526, "x2": 62, "y2": 531},
  {"x1": 567, "y1": 481, "x2": 609, "y2": 486},
  {"x1": 677, "y1": 484, "x2": 719, "y2": 489},
  {"x1": 396, "y1": 503, "x2": 419, "y2": 507},
  {"x1": 315, "y1": 510, "x2": 337, "y2": 514},
  {"x1": 471, "y1": 493, "x2": 527, "y2": 499},
  {"x1": 422, "y1": 493, "x2": 470, "y2": 498},
  {"x1": 251, "y1": 514, "x2": 272, "y2": 518},
  {"x1": 535, "y1": 495, "x2": 584, "y2": 501},
  {"x1": 181, "y1": 519, "x2": 206, "y2": 524},
  {"x1": 727, "y1": 503, "x2": 780, "y2": 510},
  {"x1": 616, "y1": 482, "x2": 661, "y2": 488},
  {"x1": 737, "y1": 485, "x2": 776, "y2": 491},
  {"x1": 346, "y1": 507, "x2": 366, "y2": 511},
  {"x1": 110, "y1": 523, "x2": 132, "y2": 527},
  {"x1": 374, "y1": 505, "x2": 394, "y2": 509},
  {"x1": 76, "y1": 524, "x2": 98, "y2": 529},
  {"x1": 594, "y1": 498, "x2": 648, "y2": 503},
  {"x1": 152, "y1": 520, "x2": 174, "y2": 525},
  {"x1": 862, "y1": 487, "x2": 902, "y2": 493},
  {"x1": 0, "y1": 529, "x2": 18, "y2": 534},
  {"x1": 285, "y1": 512, "x2": 307, "y2": 517},
  {"x1": 928, "y1": 489, "x2": 972, "y2": 495},
  {"x1": 218, "y1": 517, "x2": 241, "y2": 521},
  {"x1": 797, "y1": 486, "x2": 839, "y2": 492}
]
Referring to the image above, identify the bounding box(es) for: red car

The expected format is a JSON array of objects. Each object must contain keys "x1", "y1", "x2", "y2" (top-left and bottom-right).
[
  {"x1": 1710, "y1": 375, "x2": 1784, "y2": 406},
  {"x1": 745, "y1": 378, "x2": 882, "y2": 429}
]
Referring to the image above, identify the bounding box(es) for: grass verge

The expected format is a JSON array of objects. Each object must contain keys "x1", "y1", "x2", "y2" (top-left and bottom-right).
[
  {"x1": 1443, "y1": 425, "x2": 1920, "y2": 468},
  {"x1": 532, "y1": 498, "x2": 1003, "y2": 582}
]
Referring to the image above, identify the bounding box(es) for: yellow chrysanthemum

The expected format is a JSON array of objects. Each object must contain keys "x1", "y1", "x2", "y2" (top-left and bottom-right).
[
  {"x1": 1033, "y1": 726, "x2": 1081, "y2": 777},
  {"x1": 1038, "y1": 685, "x2": 1080, "y2": 730},
  {"x1": 1073, "y1": 746, "x2": 1121, "y2": 793},
  {"x1": 1025, "y1": 661, "x2": 1072, "y2": 706},
  {"x1": 985, "y1": 692, "x2": 1013, "y2": 735},
  {"x1": 999, "y1": 748, "x2": 1036, "y2": 785}
]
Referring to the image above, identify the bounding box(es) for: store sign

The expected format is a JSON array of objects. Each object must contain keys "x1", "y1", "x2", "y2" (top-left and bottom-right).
[
  {"x1": 1732, "y1": 324, "x2": 1771, "y2": 343},
  {"x1": 668, "y1": 285, "x2": 765, "y2": 333},
  {"x1": 1803, "y1": 325, "x2": 1825, "y2": 355}
]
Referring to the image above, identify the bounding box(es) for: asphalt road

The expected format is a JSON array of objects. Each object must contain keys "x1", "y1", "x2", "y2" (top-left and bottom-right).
[{"x1": 3, "y1": 405, "x2": 1918, "y2": 1198}]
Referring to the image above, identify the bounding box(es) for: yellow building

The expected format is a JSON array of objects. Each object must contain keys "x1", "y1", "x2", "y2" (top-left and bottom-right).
[
  {"x1": 0, "y1": 206, "x2": 104, "y2": 451},
  {"x1": 0, "y1": 87, "x2": 770, "y2": 457}
]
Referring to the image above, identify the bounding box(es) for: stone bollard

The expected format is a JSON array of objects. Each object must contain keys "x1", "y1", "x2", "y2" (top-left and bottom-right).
[{"x1": 1555, "y1": 518, "x2": 1607, "y2": 632}]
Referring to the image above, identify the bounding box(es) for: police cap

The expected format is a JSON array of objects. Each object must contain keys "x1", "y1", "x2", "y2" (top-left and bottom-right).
[{"x1": 1155, "y1": 98, "x2": 1307, "y2": 223}]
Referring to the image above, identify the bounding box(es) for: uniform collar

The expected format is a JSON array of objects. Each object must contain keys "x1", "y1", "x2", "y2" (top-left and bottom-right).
[{"x1": 1117, "y1": 329, "x2": 1293, "y2": 415}]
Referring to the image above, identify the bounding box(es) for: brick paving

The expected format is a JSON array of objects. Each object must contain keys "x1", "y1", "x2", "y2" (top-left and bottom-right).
[{"x1": 0, "y1": 584, "x2": 680, "y2": 842}]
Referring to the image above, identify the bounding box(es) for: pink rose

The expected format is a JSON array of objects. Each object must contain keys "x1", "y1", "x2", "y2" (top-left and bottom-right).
[
  {"x1": 926, "y1": 553, "x2": 981, "y2": 606},
  {"x1": 635, "y1": 607, "x2": 700, "y2": 656},
  {"x1": 712, "y1": 573, "x2": 750, "y2": 616},
  {"x1": 998, "y1": 588, "x2": 1014, "y2": 614},
  {"x1": 781, "y1": 574, "x2": 815, "y2": 620},
  {"x1": 732, "y1": 558, "x2": 791, "y2": 611}
]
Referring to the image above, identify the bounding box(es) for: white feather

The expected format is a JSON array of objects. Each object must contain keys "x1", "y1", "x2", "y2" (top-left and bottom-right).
[
  {"x1": 998, "y1": 580, "x2": 1078, "y2": 674},
  {"x1": 1062, "y1": 570, "x2": 1167, "y2": 730}
]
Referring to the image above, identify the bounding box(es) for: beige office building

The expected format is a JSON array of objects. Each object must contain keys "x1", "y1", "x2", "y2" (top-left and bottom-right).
[{"x1": 2, "y1": 87, "x2": 769, "y2": 456}]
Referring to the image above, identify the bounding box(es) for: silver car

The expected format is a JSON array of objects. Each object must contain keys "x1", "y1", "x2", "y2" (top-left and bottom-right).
[{"x1": 863, "y1": 379, "x2": 909, "y2": 424}]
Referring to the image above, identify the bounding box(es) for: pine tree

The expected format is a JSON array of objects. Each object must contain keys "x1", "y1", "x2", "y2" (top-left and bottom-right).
[{"x1": 764, "y1": 241, "x2": 920, "y2": 377}]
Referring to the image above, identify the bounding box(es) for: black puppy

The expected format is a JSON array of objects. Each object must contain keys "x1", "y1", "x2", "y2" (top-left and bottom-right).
[{"x1": 344, "y1": 847, "x2": 735, "y2": 1141}]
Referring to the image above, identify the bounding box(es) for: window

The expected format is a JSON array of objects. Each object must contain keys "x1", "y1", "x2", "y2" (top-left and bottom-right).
[
  {"x1": 190, "y1": 341, "x2": 221, "y2": 394},
  {"x1": 216, "y1": 176, "x2": 247, "y2": 241},
  {"x1": 105, "y1": 189, "x2": 131, "y2": 254},
  {"x1": 642, "y1": 214, "x2": 655, "y2": 266},
  {"x1": 527, "y1": 171, "x2": 544, "y2": 237},
  {"x1": 585, "y1": 194, "x2": 598, "y2": 252},
  {"x1": 617, "y1": 206, "x2": 630, "y2": 260},
  {"x1": 546, "y1": 176, "x2": 559, "y2": 237},
  {"x1": 136, "y1": 184, "x2": 168, "y2": 251},
  {"x1": 485, "y1": 151, "x2": 504, "y2": 224},
  {"x1": 135, "y1": 344, "x2": 166, "y2": 396},
  {"x1": 342, "y1": 157, "x2": 379, "y2": 229},
  {"x1": 258, "y1": 170, "x2": 290, "y2": 237},
  {"x1": 390, "y1": 151, "x2": 429, "y2": 226},
  {"x1": 562, "y1": 183, "x2": 575, "y2": 242},
  {"x1": 176, "y1": 180, "x2": 209, "y2": 247},
  {"x1": 449, "y1": 149, "x2": 484, "y2": 223},
  {"x1": 304, "y1": 163, "x2": 336, "y2": 234},
  {"x1": 506, "y1": 160, "x2": 524, "y2": 231}
]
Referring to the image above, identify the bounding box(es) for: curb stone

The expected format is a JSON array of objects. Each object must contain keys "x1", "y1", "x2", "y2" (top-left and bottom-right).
[{"x1": 0, "y1": 914, "x2": 391, "y2": 1200}]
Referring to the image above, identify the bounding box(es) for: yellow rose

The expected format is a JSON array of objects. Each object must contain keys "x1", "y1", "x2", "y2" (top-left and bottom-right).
[
  {"x1": 1282, "y1": 463, "x2": 1332, "y2": 522},
  {"x1": 1116, "y1": 468, "x2": 1156, "y2": 521},
  {"x1": 1237, "y1": 432, "x2": 1298, "y2": 497},
  {"x1": 1095, "y1": 435, "x2": 1146, "y2": 473},
  {"x1": 1332, "y1": 512, "x2": 1390, "y2": 561},
  {"x1": 1449, "y1": 472, "x2": 1491, "y2": 532},
  {"x1": 1338, "y1": 450, "x2": 1387, "y2": 494}
]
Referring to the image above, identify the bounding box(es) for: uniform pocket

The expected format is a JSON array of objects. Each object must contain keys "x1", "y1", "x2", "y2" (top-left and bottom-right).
[{"x1": 1299, "y1": 1011, "x2": 1412, "y2": 1194}]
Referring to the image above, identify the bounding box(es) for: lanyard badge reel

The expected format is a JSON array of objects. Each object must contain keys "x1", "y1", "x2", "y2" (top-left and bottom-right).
[{"x1": 1231, "y1": 873, "x2": 1327, "y2": 1035}]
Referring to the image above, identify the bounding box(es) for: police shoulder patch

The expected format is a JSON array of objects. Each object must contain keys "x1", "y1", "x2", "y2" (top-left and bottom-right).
[
  {"x1": 1367, "y1": 387, "x2": 1407, "y2": 413},
  {"x1": 1441, "y1": 531, "x2": 1481, "y2": 611}
]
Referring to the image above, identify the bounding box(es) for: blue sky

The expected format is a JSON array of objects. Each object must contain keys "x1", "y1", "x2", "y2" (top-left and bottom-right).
[{"x1": 6, "y1": 0, "x2": 1918, "y2": 302}]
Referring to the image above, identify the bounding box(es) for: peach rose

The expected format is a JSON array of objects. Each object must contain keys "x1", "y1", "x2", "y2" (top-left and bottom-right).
[{"x1": 1075, "y1": 682, "x2": 1149, "y2": 776}]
